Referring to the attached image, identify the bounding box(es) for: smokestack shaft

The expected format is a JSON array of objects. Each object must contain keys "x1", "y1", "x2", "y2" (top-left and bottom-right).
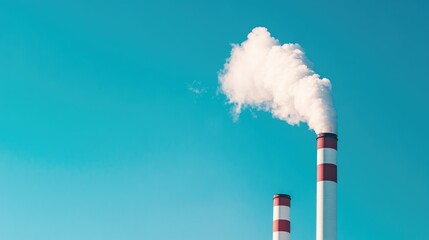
[
  {"x1": 316, "y1": 133, "x2": 338, "y2": 240},
  {"x1": 273, "y1": 194, "x2": 291, "y2": 240}
]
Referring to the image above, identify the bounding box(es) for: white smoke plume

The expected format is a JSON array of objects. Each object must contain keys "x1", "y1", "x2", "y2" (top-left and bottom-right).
[{"x1": 218, "y1": 27, "x2": 336, "y2": 134}]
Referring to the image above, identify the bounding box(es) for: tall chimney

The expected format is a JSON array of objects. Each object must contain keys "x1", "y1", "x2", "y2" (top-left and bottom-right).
[
  {"x1": 316, "y1": 133, "x2": 338, "y2": 240},
  {"x1": 273, "y1": 194, "x2": 291, "y2": 240}
]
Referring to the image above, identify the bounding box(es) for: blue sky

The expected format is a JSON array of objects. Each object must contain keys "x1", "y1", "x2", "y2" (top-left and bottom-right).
[{"x1": 0, "y1": 0, "x2": 428, "y2": 239}]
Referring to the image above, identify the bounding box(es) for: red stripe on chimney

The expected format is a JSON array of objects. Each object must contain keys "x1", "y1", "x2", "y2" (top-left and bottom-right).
[
  {"x1": 274, "y1": 197, "x2": 291, "y2": 207},
  {"x1": 317, "y1": 163, "x2": 337, "y2": 182},
  {"x1": 273, "y1": 220, "x2": 290, "y2": 232},
  {"x1": 317, "y1": 137, "x2": 337, "y2": 150}
]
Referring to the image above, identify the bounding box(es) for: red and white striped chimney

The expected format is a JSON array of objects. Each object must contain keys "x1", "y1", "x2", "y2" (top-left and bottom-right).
[
  {"x1": 316, "y1": 133, "x2": 338, "y2": 240},
  {"x1": 273, "y1": 194, "x2": 291, "y2": 240}
]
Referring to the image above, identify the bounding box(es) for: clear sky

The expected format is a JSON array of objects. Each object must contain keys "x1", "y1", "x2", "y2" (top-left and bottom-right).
[{"x1": 0, "y1": 0, "x2": 428, "y2": 239}]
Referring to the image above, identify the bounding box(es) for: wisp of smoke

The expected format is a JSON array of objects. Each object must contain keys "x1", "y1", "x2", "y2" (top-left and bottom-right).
[{"x1": 218, "y1": 27, "x2": 336, "y2": 134}]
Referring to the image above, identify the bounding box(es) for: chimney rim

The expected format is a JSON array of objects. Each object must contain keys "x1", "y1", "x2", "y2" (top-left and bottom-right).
[
  {"x1": 316, "y1": 132, "x2": 338, "y2": 140},
  {"x1": 273, "y1": 194, "x2": 291, "y2": 199}
]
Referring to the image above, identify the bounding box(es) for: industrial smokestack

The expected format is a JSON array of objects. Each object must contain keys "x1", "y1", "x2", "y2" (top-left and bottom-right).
[
  {"x1": 316, "y1": 133, "x2": 338, "y2": 240},
  {"x1": 273, "y1": 194, "x2": 291, "y2": 240}
]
